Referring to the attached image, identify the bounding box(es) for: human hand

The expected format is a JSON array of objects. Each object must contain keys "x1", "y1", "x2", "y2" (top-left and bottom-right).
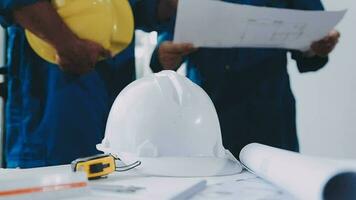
[
  {"x1": 55, "y1": 37, "x2": 111, "y2": 75},
  {"x1": 158, "y1": 41, "x2": 197, "y2": 70},
  {"x1": 12, "y1": 1, "x2": 111, "y2": 75},
  {"x1": 307, "y1": 30, "x2": 340, "y2": 57}
]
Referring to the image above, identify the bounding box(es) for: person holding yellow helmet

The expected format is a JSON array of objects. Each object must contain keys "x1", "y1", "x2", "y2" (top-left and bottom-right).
[{"x1": 0, "y1": 0, "x2": 176, "y2": 168}]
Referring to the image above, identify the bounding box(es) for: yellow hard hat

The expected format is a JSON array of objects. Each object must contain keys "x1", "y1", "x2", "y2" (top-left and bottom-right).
[{"x1": 25, "y1": 0, "x2": 134, "y2": 64}]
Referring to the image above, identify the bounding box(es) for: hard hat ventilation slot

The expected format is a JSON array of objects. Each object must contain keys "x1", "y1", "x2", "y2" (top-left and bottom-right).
[
  {"x1": 155, "y1": 72, "x2": 184, "y2": 106},
  {"x1": 167, "y1": 73, "x2": 184, "y2": 105}
]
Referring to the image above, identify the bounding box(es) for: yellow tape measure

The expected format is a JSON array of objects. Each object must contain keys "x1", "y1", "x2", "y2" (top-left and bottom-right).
[
  {"x1": 71, "y1": 154, "x2": 116, "y2": 180},
  {"x1": 71, "y1": 154, "x2": 141, "y2": 180}
]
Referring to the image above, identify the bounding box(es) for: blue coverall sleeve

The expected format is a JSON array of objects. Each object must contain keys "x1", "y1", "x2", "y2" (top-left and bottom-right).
[
  {"x1": 290, "y1": 0, "x2": 329, "y2": 73},
  {"x1": 150, "y1": 31, "x2": 174, "y2": 72},
  {"x1": 149, "y1": 14, "x2": 177, "y2": 72},
  {"x1": 0, "y1": 0, "x2": 39, "y2": 27}
]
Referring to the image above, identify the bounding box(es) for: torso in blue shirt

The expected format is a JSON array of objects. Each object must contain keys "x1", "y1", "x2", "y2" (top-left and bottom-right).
[
  {"x1": 1, "y1": 0, "x2": 158, "y2": 168},
  {"x1": 157, "y1": 0, "x2": 328, "y2": 155}
]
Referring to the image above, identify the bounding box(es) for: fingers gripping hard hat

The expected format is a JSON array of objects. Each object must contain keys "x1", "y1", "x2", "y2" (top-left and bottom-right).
[
  {"x1": 25, "y1": 0, "x2": 134, "y2": 63},
  {"x1": 97, "y1": 71, "x2": 242, "y2": 177}
]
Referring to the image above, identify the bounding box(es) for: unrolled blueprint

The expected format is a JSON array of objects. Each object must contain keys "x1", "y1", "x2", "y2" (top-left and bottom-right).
[
  {"x1": 174, "y1": 0, "x2": 347, "y2": 51},
  {"x1": 192, "y1": 177, "x2": 296, "y2": 200}
]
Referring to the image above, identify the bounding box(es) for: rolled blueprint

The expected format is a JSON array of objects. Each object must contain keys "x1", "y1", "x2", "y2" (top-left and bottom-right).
[{"x1": 239, "y1": 143, "x2": 356, "y2": 200}]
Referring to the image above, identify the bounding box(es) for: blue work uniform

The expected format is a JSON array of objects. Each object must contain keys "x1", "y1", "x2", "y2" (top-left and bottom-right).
[
  {"x1": 1, "y1": 0, "x2": 160, "y2": 168},
  {"x1": 151, "y1": 0, "x2": 329, "y2": 155}
]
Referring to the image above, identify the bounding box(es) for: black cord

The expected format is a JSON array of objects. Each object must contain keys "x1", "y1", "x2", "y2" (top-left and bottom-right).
[{"x1": 115, "y1": 161, "x2": 142, "y2": 172}]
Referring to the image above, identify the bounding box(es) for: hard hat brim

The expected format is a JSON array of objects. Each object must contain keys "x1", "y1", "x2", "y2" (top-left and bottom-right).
[{"x1": 97, "y1": 144, "x2": 243, "y2": 177}]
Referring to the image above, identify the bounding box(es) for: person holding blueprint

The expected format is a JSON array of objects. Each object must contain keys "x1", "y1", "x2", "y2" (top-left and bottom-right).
[{"x1": 150, "y1": 0, "x2": 340, "y2": 156}]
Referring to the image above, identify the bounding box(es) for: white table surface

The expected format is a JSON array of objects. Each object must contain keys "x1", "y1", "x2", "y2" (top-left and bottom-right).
[{"x1": 1, "y1": 166, "x2": 295, "y2": 200}]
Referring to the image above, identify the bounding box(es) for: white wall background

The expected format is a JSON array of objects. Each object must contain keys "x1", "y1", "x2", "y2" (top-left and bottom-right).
[
  {"x1": 135, "y1": 0, "x2": 356, "y2": 160},
  {"x1": 289, "y1": 0, "x2": 356, "y2": 159}
]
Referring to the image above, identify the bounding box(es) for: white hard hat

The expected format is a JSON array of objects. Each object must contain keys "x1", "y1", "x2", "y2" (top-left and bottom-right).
[{"x1": 97, "y1": 71, "x2": 242, "y2": 177}]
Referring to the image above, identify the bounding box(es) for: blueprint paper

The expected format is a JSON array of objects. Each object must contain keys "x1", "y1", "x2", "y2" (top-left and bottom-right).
[
  {"x1": 192, "y1": 178, "x2": 296, "y2": 200},
  {"x1": 239, "y1": 143, "x2": 356, "y2": 200},
  {"x1": 174, "y1": 0, "x2": 346, "y2": 50},
  {"x1": 68, "y1": 170, "x2": 259, "y2": 200},
  {"x1": 87, "y1": 176, "x2": 207, "y2": 200}
]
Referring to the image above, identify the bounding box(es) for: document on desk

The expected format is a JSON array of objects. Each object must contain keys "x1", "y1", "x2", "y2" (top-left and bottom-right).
[
  {"x1": 89, "y1": 178, "x2": 207, "y2": 200},
  {"x1": 174, "y1": 0, "x2": 347, "y2": 51},
  {"x1": 192, "y1": 178, "x2": 296, "y2": 200}
]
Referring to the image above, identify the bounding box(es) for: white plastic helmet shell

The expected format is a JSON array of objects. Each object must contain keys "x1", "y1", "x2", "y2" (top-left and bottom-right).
[{"x1": 97, "y1": 71, "x2": 242, "y2": 177}]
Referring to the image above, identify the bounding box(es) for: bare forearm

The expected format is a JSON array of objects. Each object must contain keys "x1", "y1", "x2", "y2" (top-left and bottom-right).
[
  {"x1": 157, "y1": 0, "x2": 177, "y2": 22},
  {"x1": 13, "y1": 1, "x2": 76, "y2": 51}
]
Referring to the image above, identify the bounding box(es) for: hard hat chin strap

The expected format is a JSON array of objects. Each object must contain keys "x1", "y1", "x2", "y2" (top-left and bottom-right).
[{"x1": 115, "y1": 160, "x2": 142, "y2": 172}]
